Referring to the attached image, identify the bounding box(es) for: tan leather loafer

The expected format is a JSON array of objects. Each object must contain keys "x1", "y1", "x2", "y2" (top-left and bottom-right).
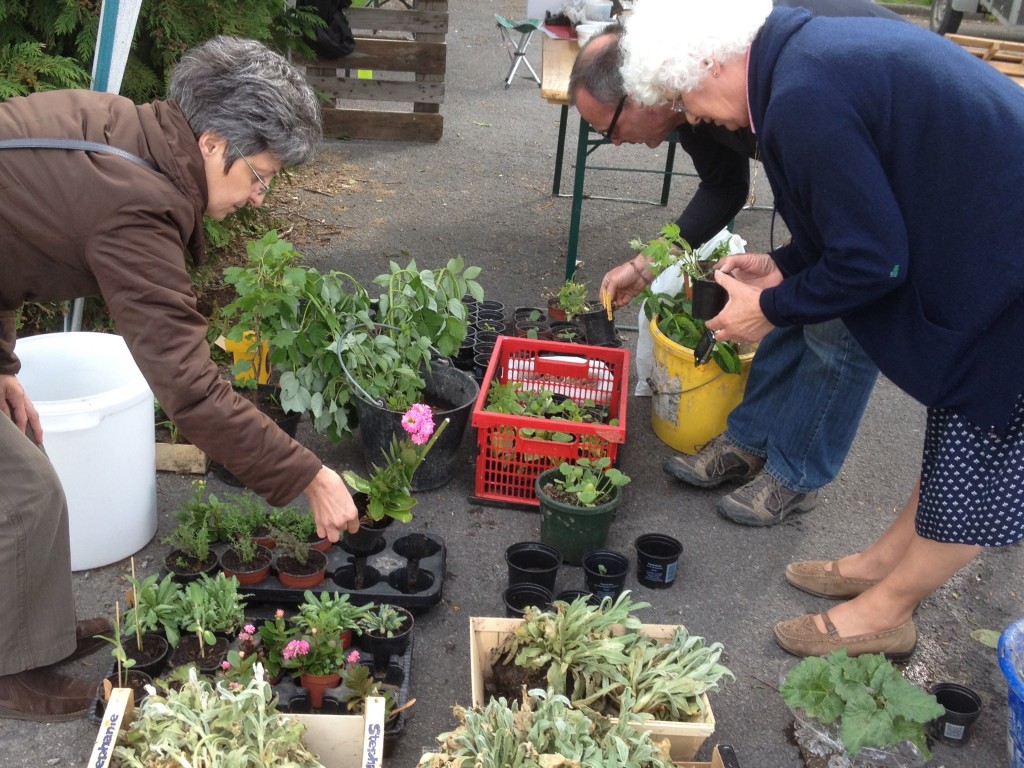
[
  {"x1": 774, "y1": 612, "x2": 917, "y2": 660},
  {"x1": 785, "y1": 560, "x2": 880, "y2": 599},
  {"x1": 0, "y1": 668, "x2": 98, "y2": 722}
]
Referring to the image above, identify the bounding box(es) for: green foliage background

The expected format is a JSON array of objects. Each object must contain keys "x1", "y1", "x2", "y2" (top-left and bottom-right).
[
  {"x1": 0, "y1": 0, "x2": 320, "y2": 100},
  {"x1": 1, "y1": 0, "x2": 322, "y2": 333}
]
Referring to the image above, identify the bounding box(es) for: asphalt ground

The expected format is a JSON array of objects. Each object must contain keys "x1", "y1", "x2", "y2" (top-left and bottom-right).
[{"x1": 1, "y1": 3, "x2": 1021, "y2": 766}]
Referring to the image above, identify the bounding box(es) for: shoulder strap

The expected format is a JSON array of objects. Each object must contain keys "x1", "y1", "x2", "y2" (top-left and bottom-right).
[{"x1": 0, "y1": 138, "x2": 156, "y2": 171}]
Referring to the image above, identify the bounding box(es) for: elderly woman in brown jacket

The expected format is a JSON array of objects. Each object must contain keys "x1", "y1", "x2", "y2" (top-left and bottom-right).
[{"x1": 0, "y1": 36, "x2": 358, "y2": 722}]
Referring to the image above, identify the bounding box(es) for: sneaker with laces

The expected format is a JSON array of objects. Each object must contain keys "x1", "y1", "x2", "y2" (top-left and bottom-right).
[
  {"x1": 717, "y1": 472, "x2": 818, "y2": 526},
  {"x1": 662, "y1": 435, "x2": 765, "y2": 488}
]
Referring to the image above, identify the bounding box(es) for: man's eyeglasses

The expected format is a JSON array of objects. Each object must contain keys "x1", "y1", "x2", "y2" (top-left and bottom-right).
[
  {"x1": 234, "y1": 146, "x2": 272, "y2": 196},
  {"x1": 601, "y1": 95, "x2": 627, "y2": 141}
]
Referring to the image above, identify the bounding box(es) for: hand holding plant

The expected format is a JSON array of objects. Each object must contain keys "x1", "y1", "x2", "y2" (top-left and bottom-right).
[{"x1": 342, "y1": 404, "x2": 450, "y2": 522}]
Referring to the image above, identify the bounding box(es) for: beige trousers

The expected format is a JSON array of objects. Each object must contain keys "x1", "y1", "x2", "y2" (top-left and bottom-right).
[{"x1": 0, "y1": 414, "x2": 76, "y2": 675}]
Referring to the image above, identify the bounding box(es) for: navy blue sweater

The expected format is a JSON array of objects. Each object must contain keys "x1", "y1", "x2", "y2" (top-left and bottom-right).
[{"x1": 750, "y1": 7, "x2": 1024, "y2": 432}]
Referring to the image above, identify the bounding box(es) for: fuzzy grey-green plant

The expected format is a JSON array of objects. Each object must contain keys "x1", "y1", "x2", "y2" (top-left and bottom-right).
[
  {"x1": 491, "y1": 591, "x2": 732, "y2": 723},
  {"x1": 114, "y1": 668, "x2": 324, "y2": 767},
  {"x1": 418, "y1": 689, "x2": 674, "y2": 768}
]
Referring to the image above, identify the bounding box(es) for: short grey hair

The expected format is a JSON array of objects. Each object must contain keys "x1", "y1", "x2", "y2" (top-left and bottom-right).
[
  {"x1": 568, "y1": 28, "x2": 625, "y2": 109},
  {"x1": 621, "y1": 0, "x2": 772, "y2": 106},
  {"x1": 168, "y1": 36, "x2": 322, "y2": 170}
]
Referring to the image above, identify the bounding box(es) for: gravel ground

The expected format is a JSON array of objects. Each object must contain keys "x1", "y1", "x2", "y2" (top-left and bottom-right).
[{"x1": 1, "y1": 3, "x2": 1022, "y2": 767}]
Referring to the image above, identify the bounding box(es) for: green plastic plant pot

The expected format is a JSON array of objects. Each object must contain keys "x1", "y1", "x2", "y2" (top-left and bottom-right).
[{"x1": 536, "y1": 467, "x2": 621, "y2": 566}]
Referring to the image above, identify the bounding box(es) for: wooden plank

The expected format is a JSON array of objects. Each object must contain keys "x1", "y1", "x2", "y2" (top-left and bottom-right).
[
  {"x1": 413, "y1": 0, "x2": 445, "y2": 120},
  {"x1": 298, "y1": 38, "x2": 446, "y2": 74},
  {"x1": 346, "y1": 6, "x2": 449, "y2": 34},
  {"x1": 322, "y1": 107, "x2": 443, "y2": 142},
  {"x1": 305, "y1": 75, "x2": 444, "y2": 103},
  {"x1": 541, "y1": 36, "x2": 579, "y2": 105}
]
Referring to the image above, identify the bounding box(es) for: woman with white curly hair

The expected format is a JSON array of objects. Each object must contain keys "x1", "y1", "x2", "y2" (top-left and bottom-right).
[{"x1": 619, "y1": 0, "x2": 1024, "y2": 660}]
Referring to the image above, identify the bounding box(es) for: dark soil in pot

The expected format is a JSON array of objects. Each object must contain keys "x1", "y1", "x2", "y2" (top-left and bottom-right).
[
  {"x1": 163, "y1": 550, "x2": 218, "y2": 582},
  {"x1": 488, "y1": 660, "x2": 549, "y2": 705},
  {"x1": 168, "y1": 635, "x2": 230, "y2": 674}
]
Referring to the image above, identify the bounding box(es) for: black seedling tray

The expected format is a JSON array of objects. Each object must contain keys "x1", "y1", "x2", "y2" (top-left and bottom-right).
[{"x1": 165, "y1": 531, "x2": 447, "y2": 612}]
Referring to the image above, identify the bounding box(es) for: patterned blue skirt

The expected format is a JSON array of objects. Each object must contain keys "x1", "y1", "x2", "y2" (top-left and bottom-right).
[{"x1": 918, "y1": 393, "x2": 1024, "y2": 546}]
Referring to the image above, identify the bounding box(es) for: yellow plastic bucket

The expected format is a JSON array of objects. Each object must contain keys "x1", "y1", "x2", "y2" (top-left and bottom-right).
[{"x1": 649, "y1": 317, "x2": 755, "y2": 454}]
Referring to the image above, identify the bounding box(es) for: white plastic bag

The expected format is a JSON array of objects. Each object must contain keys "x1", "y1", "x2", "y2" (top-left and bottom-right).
[{"x1": 634, "y1": 228, "x2": 746, "y2": 396}]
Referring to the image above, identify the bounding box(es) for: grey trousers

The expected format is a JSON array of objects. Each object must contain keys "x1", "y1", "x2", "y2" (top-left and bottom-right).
[{"x1": 0, "y1": 414, "x2": 76, "y2": 675}]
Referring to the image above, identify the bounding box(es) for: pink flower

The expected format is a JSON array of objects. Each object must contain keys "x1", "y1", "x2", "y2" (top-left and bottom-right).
[
  {"x1": 346, "y1": 650, "x2": 360, "y2": 665},
  {"x1": 221, "y1": 660, "x2": 232, "y2": 670},
  {"x1": 283, "y1": 639, "x2": 310, "y2": 660},
  {"x1": 275, "y1": 609, "x2": 285, "y2": 619},
  {"x1": 243, "y1": 624, "x2": 256, "y2": 635},
  {"x1": 402, "y1": 403, "x2": 435, "y2": 444},
  {"x1": 238, "y1": 631, "x2": 251, "y2": 642}
]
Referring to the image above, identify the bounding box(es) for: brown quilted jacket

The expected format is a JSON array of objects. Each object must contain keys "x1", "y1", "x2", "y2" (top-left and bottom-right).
[{"x1": 0, "y1": 89, "x2": 321, "y2": 506}]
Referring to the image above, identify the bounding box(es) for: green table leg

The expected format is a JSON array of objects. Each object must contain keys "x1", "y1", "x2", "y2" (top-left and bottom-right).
[
  {"x1": 565, "y1": 115, "x2": 590, "y2": 281},
  {"x1": 552, "y1": 105, "x2": 568, "y2": 196}
]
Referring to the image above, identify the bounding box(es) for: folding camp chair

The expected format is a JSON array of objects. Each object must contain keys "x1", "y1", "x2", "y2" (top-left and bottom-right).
[{"x1": 496, "y1": 15, "x2": 542, "y2": 88}]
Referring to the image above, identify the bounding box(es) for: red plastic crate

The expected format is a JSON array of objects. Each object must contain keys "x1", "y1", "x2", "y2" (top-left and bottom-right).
[{"x1": 470, "y1": 337, "x2": 630, "y2": 507}]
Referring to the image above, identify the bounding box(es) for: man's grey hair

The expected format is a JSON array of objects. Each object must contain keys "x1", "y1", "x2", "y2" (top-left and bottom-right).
[
  {"x1": 568, "y1": 28, "x2": 625, "y2": 108},
  {"x1": 168, "y1": 36, "x2": 322, "y2": 170}
]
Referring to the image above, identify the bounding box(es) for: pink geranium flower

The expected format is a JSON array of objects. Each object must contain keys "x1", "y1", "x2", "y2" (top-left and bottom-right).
[
  {"x1": 402, "y1": 403, "x2": 435, "y2": 445},
  {"x1": 283, "y1": 639, "x2": 310, "y2": 660}
]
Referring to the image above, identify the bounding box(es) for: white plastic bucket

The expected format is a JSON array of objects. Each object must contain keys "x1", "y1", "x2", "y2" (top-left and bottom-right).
[{"x1": 16, "y1": 332, "x2": 157, "y2": 570}]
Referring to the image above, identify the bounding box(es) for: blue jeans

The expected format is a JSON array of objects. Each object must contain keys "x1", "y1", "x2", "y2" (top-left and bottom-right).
[{"x1": 725, "y1": 319, "x2": 879, "y2": 493}]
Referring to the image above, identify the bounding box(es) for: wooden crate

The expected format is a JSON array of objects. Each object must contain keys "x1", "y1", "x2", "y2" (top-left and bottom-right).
[
  {"x1": 155, "y1": 441, "x2": 208, "y2": 474},
  {"x1": 469, "y1": 616, "x2": 717, "y2": 761},
  {"x1": 297, "y1": 1, "x2": 449, "y2": 142},
  {"x1": 948, "y1": 33, "x2": 1024, "y2": 86}
]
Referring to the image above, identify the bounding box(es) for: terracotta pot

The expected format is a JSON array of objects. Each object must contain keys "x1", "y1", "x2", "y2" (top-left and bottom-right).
[
  {"x1": 219, "y1": 544, "x2": 273, "y2": 585},
  {"x1": 300, "y1": 671, "x2": 341, "y2": 709},
  {"x1": 275, "y1": 547, "x2": 329, "y2": 589}
]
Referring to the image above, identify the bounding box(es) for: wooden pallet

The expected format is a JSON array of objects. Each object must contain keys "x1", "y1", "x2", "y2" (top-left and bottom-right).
[
  {"x1": 948, "y1": 33, "x2": 1024, "y2": 86},
  {"x1": 297, "y1": 1, "x2": 449, "y2": 142}
]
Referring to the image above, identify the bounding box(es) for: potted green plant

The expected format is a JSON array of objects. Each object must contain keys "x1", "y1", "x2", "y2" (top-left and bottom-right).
[
  {"x1": 267, "y1": 505, "x2": 329, "y2": 551},
  {"x1": 341, "y1": 404, "x2": 450, "y2": 553},
  {"x1": 536, "y1": 457, "x2": 631, "y2": 566},
  {"x1": 358, "y1": 603, "x2": 414, "y2": 667},
  {"x1": 119, "y1": 568, "x2": 175, "y2": 677},
  {"x1": 294, "y1": 589, "x2": 373, "y2": 650},
  {"x1": 161, "y1": 480, "x2": 220, "y2": 580},
  {"x1": 112, "y1": 671, "x2": 324, "y2": 766},
  {"x1": 780, "y1": 648, "x2": 945, "y2": 765},
  {"x1": 167, "y1": 572, "x2": 246, "y2": 673},
  {"x1": 220, "y1": 229, "x2": 373, "y2": 443},
  {"x1": 256, "y1": 608, "x2": 298, "y2": 683},
  {"x1": 280, "y1": 629, "x2": 359, "y2": 708},
  {"x1": 339, "y1": 652, "x2": 412, "y2": 752},
  {"x1": 97, "y1": 602, "x2": 153, "y2": 705},
  {"x1": 271, "y1": 526, "x2": 329, "y2": 589},
  {"x1": 632, "y1": 223, "x2": 745, "y2": 375},
  {"x1": 218, "y1": 534, "x2": 273, "y2": 586}
]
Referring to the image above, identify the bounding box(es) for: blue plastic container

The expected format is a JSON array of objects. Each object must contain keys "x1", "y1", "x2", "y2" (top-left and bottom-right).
[{"x1": 998, "y1": 617, "x2": 1024, "y2": 768}]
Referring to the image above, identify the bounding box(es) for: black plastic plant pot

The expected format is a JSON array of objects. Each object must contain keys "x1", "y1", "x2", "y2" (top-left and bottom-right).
[
  {"x1": 581, "y1": 549, "x2": 630, "y2": 601},
  {"x1": 502, "y1": 583, "x2": 553, "y2": 618},
  {"x1": 634, "y1": 533, "x2": 683, "y2": 589},
  {"x1": 929, "y1": 682, "x2": 983, "y2": 745},
  {"x1": 690, "y1": 278, "x2": 728, "y2": 320},
  {"x1": 576, "y1": 308, "x2": 616, "y2": 345},
  {"x1": 505, "y1": 541, "x2": 561, "y2": 592}
]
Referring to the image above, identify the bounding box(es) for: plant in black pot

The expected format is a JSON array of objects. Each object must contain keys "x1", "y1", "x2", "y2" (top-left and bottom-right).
[
  {"x1": 358, "y1": 603, "x2": 414, "y2": 669},
  {"x1": 162, "y1": 480, "x2": 219, "y2": 581},
  {"x1": 631, "y1": 223, "x2": 750, "y2": 374},
  {"x1": 341, "y1": 404, "x2": 450, "y2": 554},
  {"x1": 552, "y1": 275, "x2": 617, "y2": 345}
]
